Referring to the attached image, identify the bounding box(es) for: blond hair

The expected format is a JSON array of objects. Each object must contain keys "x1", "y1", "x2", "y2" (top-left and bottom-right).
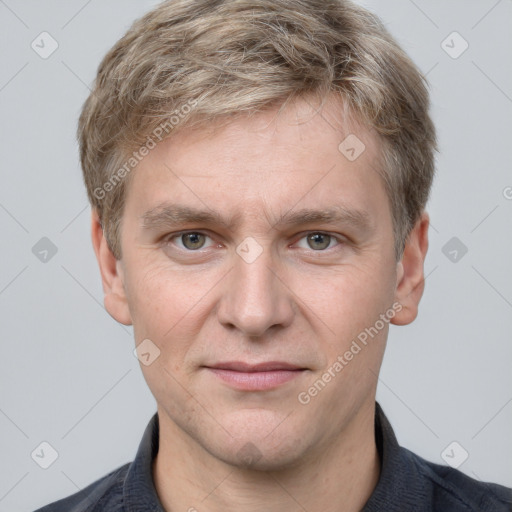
[{"x1": 78, "y1": 0, "x2": 437, "y2": 261}]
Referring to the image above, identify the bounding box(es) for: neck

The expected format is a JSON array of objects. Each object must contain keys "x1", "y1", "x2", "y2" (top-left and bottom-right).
[{"x1": 153, "y1": 402, "x2": 380, "y2": 512}]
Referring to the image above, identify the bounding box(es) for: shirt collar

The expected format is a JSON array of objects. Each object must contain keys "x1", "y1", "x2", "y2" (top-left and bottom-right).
[
  {"x1": 124, "y1": 411, "x2": 165, "y2": 511},
  {"x1": 363, "y1": 402, "x2": 427, "y2": 511}
]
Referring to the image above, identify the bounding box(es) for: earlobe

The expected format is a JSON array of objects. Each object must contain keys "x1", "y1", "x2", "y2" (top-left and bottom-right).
[
  {"x1": 390, "y1": 211, "x2": 430, "y2": 326},
  {"x1": 91, "y1": 210, "x2": 133, "y2": 326}
]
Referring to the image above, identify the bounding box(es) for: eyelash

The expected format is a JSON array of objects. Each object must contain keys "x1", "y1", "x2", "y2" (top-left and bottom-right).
[{"x1": 163, "y1": 230, "x2": 345, "y2": 253}]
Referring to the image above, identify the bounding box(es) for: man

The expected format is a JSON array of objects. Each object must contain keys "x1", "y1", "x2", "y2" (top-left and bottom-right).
[{"x1": 36, "y1": 0, "x2": 512, "y2": 510}]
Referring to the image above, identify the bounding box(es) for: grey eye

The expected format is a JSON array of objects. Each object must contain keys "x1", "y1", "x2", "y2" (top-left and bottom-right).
[
  {"x1": 181, "y1": 232, "x2": 206, "y2": 250},
  {"x1": 307, "y1": 233, "x2": 332, "y2": 250}
]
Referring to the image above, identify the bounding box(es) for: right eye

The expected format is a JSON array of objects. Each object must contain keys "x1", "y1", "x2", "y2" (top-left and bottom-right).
[{"x1": 169, "y1": 232, "x2": 214, "y2": 251}]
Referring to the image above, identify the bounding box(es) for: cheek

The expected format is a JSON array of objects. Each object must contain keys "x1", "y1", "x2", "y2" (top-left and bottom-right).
[
  {"x1": 126, "y1": 262, "x2": 213, "y2": 400},
  {"x1": 124, "y1": 259, "x2": 220, "y2": 350},
  {"x1": 300, "y1": 261, "x2": 394, "y2": 342},
  {"x1": 297, "y1": 266, "x2": 392, "y2": 419}
]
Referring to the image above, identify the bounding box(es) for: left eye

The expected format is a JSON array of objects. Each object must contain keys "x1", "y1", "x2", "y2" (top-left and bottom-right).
[
  {"x1": 174, "y1": 232, "x2": 213, "y2": 250},
  {"x1": 297, "y1": 232, "x2": 339, "y2": 251}
]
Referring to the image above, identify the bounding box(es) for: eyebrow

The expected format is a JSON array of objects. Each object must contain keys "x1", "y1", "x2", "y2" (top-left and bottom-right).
[{"x1": 140, "y1": 202, "x2": 373, "y2": 232}]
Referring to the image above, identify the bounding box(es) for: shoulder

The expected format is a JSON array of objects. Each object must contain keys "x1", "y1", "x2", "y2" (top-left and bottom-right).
[
  {"x1": 33, "y1": 462, "x2": 130, "y2": 512},
  {"x1": 403, "y1": 447, "x2": 512, "y2": 511}
]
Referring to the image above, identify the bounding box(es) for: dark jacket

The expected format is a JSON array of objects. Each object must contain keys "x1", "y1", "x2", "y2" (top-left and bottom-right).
[{"x1": 35, "y1": 403, "x2": 512, "y2": 511}]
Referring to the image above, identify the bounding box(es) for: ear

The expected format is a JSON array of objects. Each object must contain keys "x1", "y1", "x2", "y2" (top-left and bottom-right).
[
  {"x1": 390, "y1": 211, "x2": 430, "y2": 326},
  {"x1": 91, "y1": 210, "x2": 132, "y2": 325}
]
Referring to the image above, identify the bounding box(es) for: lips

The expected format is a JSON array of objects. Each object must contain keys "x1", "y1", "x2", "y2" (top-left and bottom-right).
[
  {"x1": 204, "y1": 361, "x2": 307, "y2": 391},
  {"x1": 207, "y1": 361, "x2": 304, "y2": 372}
]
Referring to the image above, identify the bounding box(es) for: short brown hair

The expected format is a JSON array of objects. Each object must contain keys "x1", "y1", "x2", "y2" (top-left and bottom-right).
[{"x1": 78, "y1": 0, "x2": 437, "y2": 261}]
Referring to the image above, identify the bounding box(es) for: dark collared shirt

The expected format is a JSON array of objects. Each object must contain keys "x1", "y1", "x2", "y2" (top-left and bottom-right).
[{"x1": 35, "y1": 403, "x2": 512, "y2": 511}]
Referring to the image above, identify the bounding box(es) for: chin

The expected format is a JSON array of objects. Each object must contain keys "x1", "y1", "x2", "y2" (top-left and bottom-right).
[
  {"x1": 208, "y1": 415, "x2": 311, "y2": 471},
  {"x1": 216, "y1": 440, "x2": 307, "y2": 472}
]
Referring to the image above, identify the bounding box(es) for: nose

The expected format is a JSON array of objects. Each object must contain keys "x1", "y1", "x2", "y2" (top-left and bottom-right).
[{"x1": 216, "y1": 243, "x2": 295, "y2": 338}]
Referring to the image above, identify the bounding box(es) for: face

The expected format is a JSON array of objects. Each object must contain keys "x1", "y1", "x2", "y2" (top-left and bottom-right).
[{"x1": 94, "y1": 96, "x2": 427, "y2": 470}]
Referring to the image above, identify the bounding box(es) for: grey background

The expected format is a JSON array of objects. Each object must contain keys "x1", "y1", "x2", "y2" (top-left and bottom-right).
[{"x1": 0, "y1": 0, "x2": 511, "y2": 510}]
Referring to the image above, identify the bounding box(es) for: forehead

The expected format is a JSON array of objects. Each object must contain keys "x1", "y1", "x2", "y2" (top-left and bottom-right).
[{"x1": 125, "y1": 96, "x2": 389, "y2": 226}]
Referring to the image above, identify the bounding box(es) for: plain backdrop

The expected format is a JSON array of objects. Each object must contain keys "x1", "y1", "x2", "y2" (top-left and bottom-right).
[{"x1": 0, "y1": 1, "x2": 511, "y2": 510}]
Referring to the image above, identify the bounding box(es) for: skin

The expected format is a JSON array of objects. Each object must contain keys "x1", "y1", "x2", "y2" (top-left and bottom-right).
[{"x1": 91, "y1": 95, "x2": 429, "y2": 512}]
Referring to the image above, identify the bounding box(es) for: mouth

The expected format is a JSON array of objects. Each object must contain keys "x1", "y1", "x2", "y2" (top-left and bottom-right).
[{"x1": 203, "y1": 361, "x2": 308, "y2": 391}]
